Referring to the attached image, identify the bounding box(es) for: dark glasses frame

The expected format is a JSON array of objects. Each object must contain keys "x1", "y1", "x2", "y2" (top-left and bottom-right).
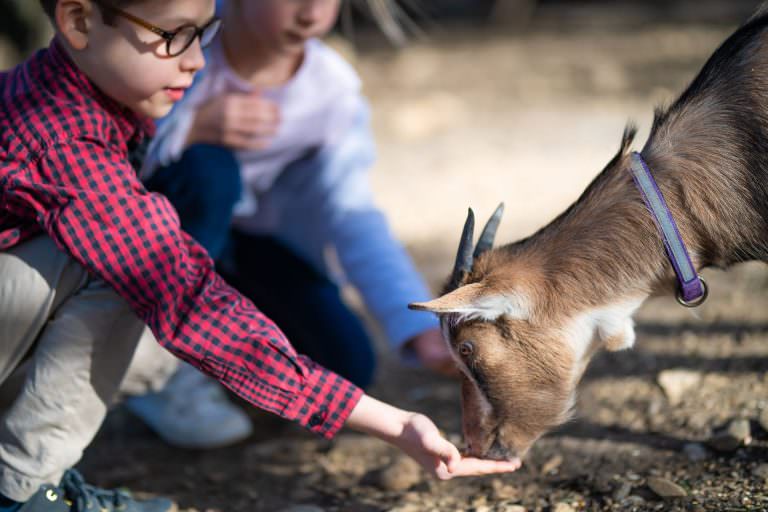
[{"x1": 93, "y1": 0, "x2": 222, "y2": 57}]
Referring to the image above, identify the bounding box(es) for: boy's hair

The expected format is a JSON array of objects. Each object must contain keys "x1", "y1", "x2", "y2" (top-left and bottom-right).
[{"x1": 38, "y1": 0, "x2": 135, "y2": 21}]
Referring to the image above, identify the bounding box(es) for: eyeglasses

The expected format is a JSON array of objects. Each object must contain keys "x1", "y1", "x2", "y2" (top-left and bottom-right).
[{"x1": 94, "y1": 1, "x2": 222, "y2": 57}]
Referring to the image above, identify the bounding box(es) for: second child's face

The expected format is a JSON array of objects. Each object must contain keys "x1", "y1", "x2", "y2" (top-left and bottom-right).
[
  {"x1": 72, "y1": 0, "x2": 216, "y2": 118},
  {"x1": 236, "y1": 0, "x2": 341, "y2": 55}
]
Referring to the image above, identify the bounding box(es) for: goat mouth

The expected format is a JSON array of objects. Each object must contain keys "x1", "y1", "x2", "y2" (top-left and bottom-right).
[{"x1": 485, "y1": 437, "x2": 517, "y2": 461}]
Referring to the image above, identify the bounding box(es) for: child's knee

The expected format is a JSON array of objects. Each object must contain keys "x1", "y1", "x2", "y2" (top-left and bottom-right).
[{"x1": 182, "y1": 144, "x2": 242, "y2": 207}]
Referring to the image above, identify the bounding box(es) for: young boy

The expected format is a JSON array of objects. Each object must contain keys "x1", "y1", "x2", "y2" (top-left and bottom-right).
[
  {"x1": 0, "y1": 1, "x2": 520, "y2": 510},
  {"x1": 126, "y1": 0, "x2": 456, "y2": 449}
]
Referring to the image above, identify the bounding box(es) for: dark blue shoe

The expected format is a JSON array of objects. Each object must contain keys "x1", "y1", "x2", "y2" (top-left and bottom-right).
[{"x1": 19, "y1": 469, "x2": 176, "y2": 511}]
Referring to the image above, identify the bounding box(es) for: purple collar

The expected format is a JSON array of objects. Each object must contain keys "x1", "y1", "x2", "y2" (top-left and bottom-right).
[{"x1": 628, "y1": 152, "x2": 708, "y2": 307}]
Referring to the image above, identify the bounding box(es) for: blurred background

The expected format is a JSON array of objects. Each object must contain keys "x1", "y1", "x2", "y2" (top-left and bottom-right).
[
  {"x1": 3, "y1": 1, "x2": 768, "y2": 511},
  {"x1": 0, "y1": 0, "x2": 760, "y2": 285}
]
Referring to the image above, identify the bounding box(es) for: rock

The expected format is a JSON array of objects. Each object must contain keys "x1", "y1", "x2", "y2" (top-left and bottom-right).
[
  {"x1": 540, "y1": 454, "x2": 563, "y2": 475},
  {"x1": 707, "y1": 418, "x2": 752, "y2": 452},
  {"x1": 278, "y1": 506, "x2": 325, "y2": 512},
  {"x1": 552, "y1": 503, "x2": 575, "y2": 512},
  {"x1": 753, "y1": 464, "x2": 768, "y2": 479},
  {"x1": 647, "y1": 476, "x2": 688, "y2": 498},
  {"x1": 612, "y1": 481, "x2": 632, "y2": 501},
  {"x1": 682, "y1": 443, "x2": 709, "y2": 462},
  {"x1": 657, "y1": 369, "x2": 702, "y2": 405},
  {"x1": 364, "y1": 456, "x2": 422, "y2": 492},
  {"x1": 499, "y1": 507, "x2": 526, "y2": 512},
  {"x1": 759, "y1": 408, "x2": 768, "y2": 433},
  {"x1": 490, "y1": 478, "x2": 520, "y2": 501},
  {"x1": 620, "y1": 496, "x2": 646, "y2": 507}
]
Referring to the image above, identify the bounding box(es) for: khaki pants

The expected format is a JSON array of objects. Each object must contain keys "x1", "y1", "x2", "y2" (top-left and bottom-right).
[{"x1": 0, "y1": 236, "x2": 177, "y2": 501}]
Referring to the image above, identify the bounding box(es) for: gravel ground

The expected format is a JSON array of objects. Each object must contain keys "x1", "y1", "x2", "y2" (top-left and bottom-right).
[{"x1": 13, "y1": 0, "x2": 766, "y2": 510}]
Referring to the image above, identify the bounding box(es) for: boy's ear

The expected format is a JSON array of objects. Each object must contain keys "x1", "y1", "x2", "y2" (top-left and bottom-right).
[{"x1": 55, "y1": 0, "x2": 94, "y2": 50}]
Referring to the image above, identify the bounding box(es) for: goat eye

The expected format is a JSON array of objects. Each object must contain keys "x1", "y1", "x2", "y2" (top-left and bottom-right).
[{"x1": 458, "y1": 341, "x2": 475, "y2": 358}]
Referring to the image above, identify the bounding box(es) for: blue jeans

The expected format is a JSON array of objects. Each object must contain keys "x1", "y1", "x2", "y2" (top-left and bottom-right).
[{"x1": 145, "y1": 144, "x2": 376, "y2": 389}]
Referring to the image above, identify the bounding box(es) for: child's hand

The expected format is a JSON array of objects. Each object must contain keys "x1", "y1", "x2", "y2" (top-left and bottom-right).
[
  {"x1": 187, "y1": 91, "x2": 280, "y2": 150},
  {"x1": 395, "y1": 412, "x2": 521, "y2": 480},
  {"x1": 346, "y1": 395, "x2": 521, "y2": 480}
]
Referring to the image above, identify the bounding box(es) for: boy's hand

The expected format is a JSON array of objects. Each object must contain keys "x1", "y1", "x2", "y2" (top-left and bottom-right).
[
  {"x1": 407, "y1": 329, "x2": 459, "y2": 377},
  {"x1": 346, "y1": 395, "x2": 521, "y2": 480},
  {"x1": 186, "y1": 91, "x2": 280, "y2": 150},
  {"x1": 397, "y1": 412, "x2": 522, "y2": 480}
]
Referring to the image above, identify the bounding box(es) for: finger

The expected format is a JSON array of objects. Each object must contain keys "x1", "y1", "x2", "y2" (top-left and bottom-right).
[
  {"x1": 225, "y1": 133, "x2": 271, "y2": 151},
  {"x1": 449, "y1": 457, "x2": 522, "y2": 477},
  {"x1": 231, "y1": 123, "x2": 278, "y2": 141},
  {"x1": 433, "y1": 460, "x2": 453, "y2": 481}
]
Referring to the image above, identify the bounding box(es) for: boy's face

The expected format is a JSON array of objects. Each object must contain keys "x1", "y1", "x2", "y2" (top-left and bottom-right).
[
  {"x1": 63, "y1": 0, "x2": 215, "y2": 118},
  {"x1": 235, "y1": 0, "x2": 341, "y2": 56}
]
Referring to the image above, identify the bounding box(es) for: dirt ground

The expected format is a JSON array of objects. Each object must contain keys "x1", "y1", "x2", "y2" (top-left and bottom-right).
[{"x1": 57, "y1": 0, "x2": 768, "y2": 510}]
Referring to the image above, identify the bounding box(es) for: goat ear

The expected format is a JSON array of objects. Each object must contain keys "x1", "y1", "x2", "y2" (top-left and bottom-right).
[
  {"x1": 410, "y1": 283, "x2": 485, "y2": 313},
  {"x1": 409, "y1": 282, "x2": 530, "y2": 321}
]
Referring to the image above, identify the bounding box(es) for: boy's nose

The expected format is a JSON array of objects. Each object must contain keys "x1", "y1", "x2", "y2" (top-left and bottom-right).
[{"x1": 179, "y1": 38, "x2": 206, "y2": 72}]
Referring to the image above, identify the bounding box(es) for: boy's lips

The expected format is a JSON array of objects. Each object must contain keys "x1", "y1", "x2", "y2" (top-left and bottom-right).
[{"x1": 164, "y1": 86, "x2": 188, "y2": 102}]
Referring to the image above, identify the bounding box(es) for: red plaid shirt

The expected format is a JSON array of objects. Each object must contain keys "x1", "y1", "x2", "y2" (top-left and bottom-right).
[{"x1": 0, "y1": 41, "x2": 362, "y2": 438}]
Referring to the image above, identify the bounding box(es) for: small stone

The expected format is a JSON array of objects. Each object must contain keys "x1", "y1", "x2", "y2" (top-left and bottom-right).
[
  {"x1": 621, "y1": 496, "x2": 646, "y2": 507},
  {"x1": 364, "y1": 456, "x2": 422, "y2": 492},
  {"x1": 540, "y1": 454, "x2": 563, "y2": 475},
  {"x1": 759, "y1": 408, "x2": 768, "y2": 433},
  {"x1": 498, "y1": 507, "x2": 526, "y2": 512},
  {"x1": 490, "y1": 478, "x2": 519, "y2": 501},
  {"x1": 552, "y1": 503, "x2": 575, "y2": 512},
  {"x1": 278, "y1": 506, "x2": 325, "y2": 512},
  {"x1": 657, "y1": 369, "x2": 702, "y2": 405},
  {"x1": 707, "y1": 418, "x2": 752, "y2": 452},
  {"x1": 612, "y1": 481, "x2": 632, "y2": 501},
  {"x1": 682, "y1": 443, "x2": 709, "y2": 462},
  {"x1": 752, "y1": 464, "x2": 768, "y2": 479},
  {"x1": 647, "y1": 476, "x2": 688, "y2": 498}
]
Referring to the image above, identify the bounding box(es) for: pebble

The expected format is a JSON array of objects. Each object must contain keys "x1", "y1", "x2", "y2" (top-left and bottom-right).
[
  {"x1": 752, "y1": 464, "x2": 768, "y2": 479},
  {"x1": 682, "y1": 442, "x2": 709, "y2": 462},
  {"x1": 620, "y1": 496, "x2": 646, "y2": 507},
  {"x1": 278, "y1": 506, "x2": 325, "y2": 512},
  {"x1": 498, "y1": 506, "x2": 526, "y2": 512},
  {"x1": 540, "y1": 454, "x2": 563, "y2": 475},
  {"x1": 647, "y1": 476, "x2": 688, "y2": 498},
  {"x1": 657, "y1": 369, "x2": 701, "y2": 405},
  {"x1": 707, "y1": 418, "x2": 752, "y2": 452},
  {"x1": 612, "y1": 481, "x2": 632, "y2": 501},
  {"x1": 364, "y1": 455, "x2": 422, "y2": 492},
  {"x1": 552, "y1": 503, "x2": 575, "y2": 512},
  {"x1": 490, "y1": 478, "x2": 520, "y2": 501},
  {"x1": 759, "y1": 408, "x2": 768, "y2": 433}
]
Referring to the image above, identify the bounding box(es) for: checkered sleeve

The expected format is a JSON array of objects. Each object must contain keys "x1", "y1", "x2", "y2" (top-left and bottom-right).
[{"x1": 6, "y1": 138, "x2": 362, "y2": 438}]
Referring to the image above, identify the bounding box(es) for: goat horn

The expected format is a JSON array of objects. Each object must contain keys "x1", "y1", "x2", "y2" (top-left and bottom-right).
[
  {"x1": 473, "y1": 202, "x2": 505, "y2": 259},
  {"x1": 448, "y1": 208, "x2": 476, "y2": 291}
]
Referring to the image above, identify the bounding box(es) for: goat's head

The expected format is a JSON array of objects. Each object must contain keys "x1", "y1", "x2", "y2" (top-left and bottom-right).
[{"x1": 410, "y1": 204, "x2": 643, "y2": 461}]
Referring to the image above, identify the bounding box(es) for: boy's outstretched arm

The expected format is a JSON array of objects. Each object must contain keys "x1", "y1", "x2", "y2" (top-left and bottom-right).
[{"x1": 6, "y1": 137, "x2": 360, "y2": 438}]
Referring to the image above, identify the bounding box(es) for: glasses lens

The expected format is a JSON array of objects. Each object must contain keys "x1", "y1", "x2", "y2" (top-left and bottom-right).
[
  {"x1": 200, "y1": 19, "x2": 222, "y2": 49},
  {"x1": 168, "y1": 24, "x2": 198, "y2": 56}
]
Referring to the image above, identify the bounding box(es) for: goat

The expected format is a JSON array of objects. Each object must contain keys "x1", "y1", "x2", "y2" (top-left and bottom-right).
[{"x1": 410, "y1": 8, "x2": 768, "y2": 461}]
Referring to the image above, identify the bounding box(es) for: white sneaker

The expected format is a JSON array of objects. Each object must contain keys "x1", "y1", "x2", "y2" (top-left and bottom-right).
[{"x1": 125, "y1": 364, "x2": 253, "y2": 449}]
